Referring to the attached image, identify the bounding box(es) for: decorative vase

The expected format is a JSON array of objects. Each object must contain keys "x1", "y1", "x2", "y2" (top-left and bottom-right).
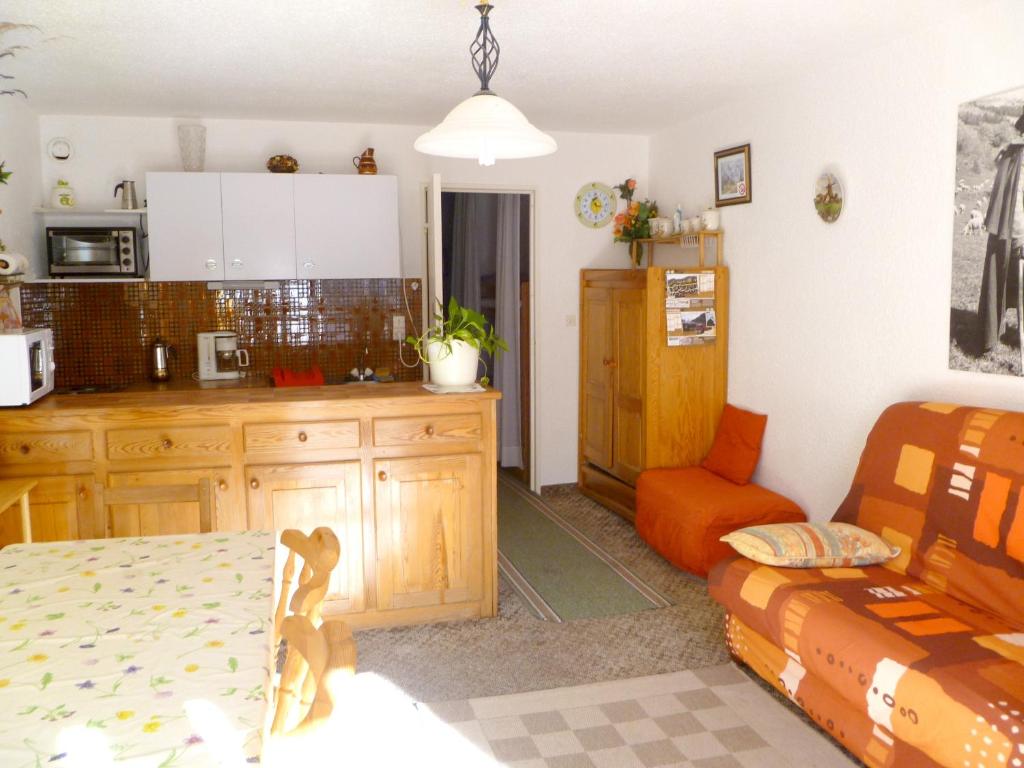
[
  {"x1": 630, "y1": 240, "x2": 644, "y2": 269},
  {"x1": 425, "y1": 339, "x2": 480, "y2": 386},
  {"x1": 177, "y1": 125, "x2": 207, "y2": 172},
  {"x1": 352, "y1": 148, "x2": 378, "y2": 175},
  {"x1": 51, "y1": 181, "x2": 75, "y2": 208}
]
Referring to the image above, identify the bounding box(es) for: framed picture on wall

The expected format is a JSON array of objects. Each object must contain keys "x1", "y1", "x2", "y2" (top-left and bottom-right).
[{"x1": 713, "y1": 144, "x2": 752, "y2": 206}]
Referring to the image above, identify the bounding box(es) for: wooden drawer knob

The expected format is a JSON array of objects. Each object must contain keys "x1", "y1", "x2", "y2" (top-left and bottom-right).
[
  {"x1": 218, "y1": 480, "x2": 228, "y2": 491},
  {"x1": 19, "y1": 444, "x2": 30, "y2": 455},
  {"x1": 161, "y1": 438, "x2": 173, "y2": 450},
  {"x1": 425, "y1": 425, "x2": 435, "y2": 437},
  {"x1": 297, "y1": 431, "x2": 308, "y2": 443},
  {"x1": 377, "y1": 471, "x2": 387, "y2": 482},
  {"x1": 78, "y1": 487, "x2": 87, "y2": 499},
  {"x1": 249, "y1": 478, "x2": 260, "y2": 490}
]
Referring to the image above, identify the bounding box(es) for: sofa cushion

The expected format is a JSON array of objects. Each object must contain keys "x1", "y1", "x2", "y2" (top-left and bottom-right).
[
  {"x1": 831, "y1": 402, "x2": 1024, "y2": 628},
  {"x1": 709, "y1": 555, "x2": 1024, "y2": 768},
  {"x1": 701, "y1": 404, "x2": 768, "y2": 485},
  {"x1": 721, "y1": 522, "x2": 900, "y2": 568},
  {"x1": 635, "y1": 466, "x2": 804, "y2": 577}
]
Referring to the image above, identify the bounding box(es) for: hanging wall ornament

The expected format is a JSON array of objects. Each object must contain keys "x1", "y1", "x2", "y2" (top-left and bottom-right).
[{"x1": 814, "y1": 172, "x2": 844, "y2": 223}]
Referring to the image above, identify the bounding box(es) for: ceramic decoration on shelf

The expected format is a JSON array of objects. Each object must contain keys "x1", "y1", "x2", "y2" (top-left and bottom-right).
[
  {"x1": 353, "y1": 148, "x2": 378, "y2": 175},
  {"x1": 266, "y1": 154, "x2": 299, "y2": 173},
  {"x1": 46, "y1": 137, "x2": 73, "y2": 162},
  {"x1": 50, "y1": 179, "x2": 75, "y2": 208},
  {"x1": 700, "y1": 207, "x2": 721, "y2": 230},
  {"x1": 177, "y1": 125, "x2": 207, "y2": 172},
  {"x1": 574, "y1": 182, "x2": 617, "y2": 228}
]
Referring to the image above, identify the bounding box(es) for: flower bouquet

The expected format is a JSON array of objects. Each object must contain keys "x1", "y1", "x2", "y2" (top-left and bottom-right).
[{"x1": 611, "y1": 178, "x2": 658, "y2": 267}]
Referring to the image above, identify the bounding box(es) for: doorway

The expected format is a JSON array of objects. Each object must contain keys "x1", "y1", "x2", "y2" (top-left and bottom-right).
[{"x1": 440, "y1": 190, "x2": 532, "y2": 485}]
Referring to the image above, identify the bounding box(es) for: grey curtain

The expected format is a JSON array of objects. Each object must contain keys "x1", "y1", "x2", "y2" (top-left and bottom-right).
[{"x1": 494, "y1": 195, "x2": 522, "y2": 468}]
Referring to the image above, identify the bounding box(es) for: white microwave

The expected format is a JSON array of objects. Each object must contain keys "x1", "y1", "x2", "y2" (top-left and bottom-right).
[{"x1": 0, "y1": 328, "x2": 55, "y2": 406}]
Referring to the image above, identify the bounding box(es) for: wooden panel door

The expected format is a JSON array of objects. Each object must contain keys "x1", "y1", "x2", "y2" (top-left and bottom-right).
[
  {"x1": 374, "y1": 454, "x2": 482, "y2": 611},
  {"x1": 221, "y1": 173, "x2": 296, "y2": 280},
  {"x1": 245, "y1": 462, "x2": 364, "y2": 614},
  {"x1": 107, "y1": 467, "x2": 232, "y2": 538},
  {"x1": 294, "y1": 175, "x2": 400, "y2": 279},
  {"x1": 611, "y1": 287, "x2": 645, "y2": 484},
  {"x1": 581, "y1": 286, "x2": 614, "y2": 470},
  {"x1": 0, "y1": 475, "x2": 93, "y2": 546},
  {"x1": 146, "y1": 172, "x2": 224, "y2": 280}
]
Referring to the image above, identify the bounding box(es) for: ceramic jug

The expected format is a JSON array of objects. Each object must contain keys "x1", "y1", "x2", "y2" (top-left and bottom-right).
[{"x1": 353, "y1": 148, "x2": 378, "y2": 175}]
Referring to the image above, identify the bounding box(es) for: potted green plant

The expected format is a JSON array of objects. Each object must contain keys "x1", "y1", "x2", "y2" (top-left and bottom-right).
[{"x1": 406, "y1": 296, "x2": 508, "y2": 386}]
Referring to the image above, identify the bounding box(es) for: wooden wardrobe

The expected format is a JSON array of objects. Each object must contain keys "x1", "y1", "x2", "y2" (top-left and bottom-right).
[{"x1": 578, "y1": 266, "x2": 729, "y2": 521}]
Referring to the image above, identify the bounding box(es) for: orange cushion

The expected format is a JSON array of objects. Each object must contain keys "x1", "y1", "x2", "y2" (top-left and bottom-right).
[
  {"x1": 701, "y1": 404, "x2": 767, "y2": 485},
  {"x1": 636, "y1": 466, "x2": 805, "y2": 577}
]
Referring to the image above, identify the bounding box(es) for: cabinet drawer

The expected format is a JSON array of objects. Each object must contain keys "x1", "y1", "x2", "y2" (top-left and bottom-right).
[
  {"x1": 0, "y1": 431, "x2": 93, "y2": 464},
  {"x1": 373, "y1": 413, "x2": 482, "y2": 447},
  {"x1": 106, "y1": 425, "x2": 232, "y2": 461},
  {"x1": 244, "y1": 420, "x2": 360, "y2": 453}
]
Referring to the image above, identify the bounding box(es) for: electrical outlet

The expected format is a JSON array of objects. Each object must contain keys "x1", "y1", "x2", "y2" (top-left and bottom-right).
[{"x1": 393, "y1": 314, "x2": 406, "y2": 340}]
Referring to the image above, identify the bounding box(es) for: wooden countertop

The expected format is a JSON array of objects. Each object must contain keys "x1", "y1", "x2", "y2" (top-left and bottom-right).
[{"x1": 15, "y1": 381, "x2": 500, "y2": 414}]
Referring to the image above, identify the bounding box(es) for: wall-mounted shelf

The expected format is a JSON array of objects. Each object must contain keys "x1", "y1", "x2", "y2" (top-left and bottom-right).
[
  {"x1": 26, "y1": 278, "x2": 147, "y2": 284},
  {"x1": 33, "y1": 208, "x2": 148, "y2": 215},
  {"x1": 631, "y1": 229, "x2": 724, "y2": 268}
]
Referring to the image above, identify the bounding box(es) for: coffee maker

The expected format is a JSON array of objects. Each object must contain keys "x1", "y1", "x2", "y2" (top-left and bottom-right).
[{"x1": 197, "y1": 331, "x2": 250, "y2": 381}]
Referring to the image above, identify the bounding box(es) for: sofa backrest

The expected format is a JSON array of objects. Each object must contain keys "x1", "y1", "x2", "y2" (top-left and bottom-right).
[{"x1": 832, "y1": 401, "x2": 1024, "y2": 626}]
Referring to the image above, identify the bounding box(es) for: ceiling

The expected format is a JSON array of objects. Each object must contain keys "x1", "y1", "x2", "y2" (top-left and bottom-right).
[{"x1": 1, "y1": 0, "x2": 974, "y2": 134}]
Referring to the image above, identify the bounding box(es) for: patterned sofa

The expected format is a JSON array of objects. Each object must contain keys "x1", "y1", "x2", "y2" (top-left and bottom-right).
[{"x1": 708, "y1": 402, "x2": 1024, "y2": 768}]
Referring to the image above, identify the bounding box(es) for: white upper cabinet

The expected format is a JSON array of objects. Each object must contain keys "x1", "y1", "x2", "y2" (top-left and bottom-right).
[
  {"x1": 146, "y1": 173, "x2": 224, "y2": 281},
  {"x1": 294, "y1": 175, "x2": 401, "y2": 279},
  {"x1": 221, "y1": 173, "x2": 296, "y2": 281}
]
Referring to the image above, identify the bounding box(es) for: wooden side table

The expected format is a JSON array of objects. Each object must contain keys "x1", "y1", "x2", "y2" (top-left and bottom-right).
[{"x1": 0, "y1": 479, "x2": 36, "y2": 544}]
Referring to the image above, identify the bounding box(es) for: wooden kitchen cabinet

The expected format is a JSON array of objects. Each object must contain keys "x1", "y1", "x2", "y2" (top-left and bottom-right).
[
  {"x1": 579, "y1": 267, "x2": 729, "y2": 521},
  {"x1": 0, "y1": 383, "x2": 498, "y2": 630},
  {"x1": 146, "y1": 172, "x2": 224, "y2": 280},
  {"x1": 221, "y1": 173, "x2": 296, "y2": 281},
  {"x1": 244, "y1": 461, "x2": 364, "y2": 615},
  {"x1": 0, "y1": 475, "x2": 94, "y2": 546},
  {"x1": 293, "y1": 175, "x2": 400, "y2": 279},
  {"x1": 374, "y1": 454, "x2": 483, "y2": 612},
  {"x1": 106, "y1": 467, "x2": 234, "y2": 538}
]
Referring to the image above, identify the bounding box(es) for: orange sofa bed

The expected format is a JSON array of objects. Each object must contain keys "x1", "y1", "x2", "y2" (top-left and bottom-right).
[{"x1": 709, "y1": 402, "x2": 1024, "y2": 768}]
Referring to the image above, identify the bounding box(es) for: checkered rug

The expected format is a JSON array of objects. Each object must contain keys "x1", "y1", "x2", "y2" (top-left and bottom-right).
[{"x1": 419, "y1": 663, "x2": 858, "y2": 767}]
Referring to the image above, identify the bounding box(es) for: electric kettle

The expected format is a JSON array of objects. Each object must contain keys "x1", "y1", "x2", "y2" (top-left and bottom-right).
[{"x1": 114, "y1": 180, "x2": 139, "y2": 210}]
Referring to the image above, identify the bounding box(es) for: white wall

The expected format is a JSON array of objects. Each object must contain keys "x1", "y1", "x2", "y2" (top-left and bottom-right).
[
  {"x1": 650, "y1": 0, "x2": 1024, "y2": 521},
  {"x1": 0, "y1": 99, "x2": 41, "y2": 271},
  {"x1": 35, "y1": 114, "x2": 649, "y2": 486}
]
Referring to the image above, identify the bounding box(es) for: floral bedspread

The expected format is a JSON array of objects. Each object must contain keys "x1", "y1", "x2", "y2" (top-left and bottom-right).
[{"x1": 0, "y1": 530, "x2": 276, "y2": 767}]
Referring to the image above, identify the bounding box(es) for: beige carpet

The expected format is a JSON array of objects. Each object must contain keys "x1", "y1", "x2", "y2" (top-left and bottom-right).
[
  {"x1": 419, "y1": 663, "x2": 859, "y2": 767},
  {"x1": 355, "y1": 483, "x2": 729, "y2": 702}
]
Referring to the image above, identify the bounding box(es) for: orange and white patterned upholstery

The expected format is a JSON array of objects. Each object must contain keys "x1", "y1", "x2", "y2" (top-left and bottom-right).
[{"x1": 709, "y1": 402, "x2": 1024, "y2": 768}]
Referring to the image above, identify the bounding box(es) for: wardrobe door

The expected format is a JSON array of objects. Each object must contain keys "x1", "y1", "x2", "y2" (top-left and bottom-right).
[
  {"x1": 611, "y1": 287, "x2": 645, "y2": 483},
  {"x1": 581, "y1": 286, "x2": 614, "y2": 471}
]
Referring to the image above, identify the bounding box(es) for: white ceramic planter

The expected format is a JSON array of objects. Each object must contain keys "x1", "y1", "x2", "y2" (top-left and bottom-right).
[{"x1": 425, "y1": 339, "x2": 480, "y2": 386}]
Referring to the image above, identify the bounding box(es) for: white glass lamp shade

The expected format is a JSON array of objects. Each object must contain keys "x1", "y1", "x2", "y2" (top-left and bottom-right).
[{"x1": 414, "y1": 92, "x2": 557, "y2": 166}]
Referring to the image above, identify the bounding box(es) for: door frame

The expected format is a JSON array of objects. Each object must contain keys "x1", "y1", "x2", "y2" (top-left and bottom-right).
[{"x1": 422, "y1": 181, "x2": 539, "y2": 493}]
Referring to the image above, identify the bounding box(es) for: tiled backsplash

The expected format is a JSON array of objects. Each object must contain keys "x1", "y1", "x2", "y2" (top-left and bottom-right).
[{"x1": 20, "y1": 279, "x2": 423, "y2": 388}]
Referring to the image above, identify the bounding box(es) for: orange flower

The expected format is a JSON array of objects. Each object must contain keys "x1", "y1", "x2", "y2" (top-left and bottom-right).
[
  {"x1": 629, "y1": 201, "x2": 640, "y2": 215},
  {"x1": 627, "y1": 178, "x2": 637, "y2": 190},
  {"x1": 614, "y1": 213, "x2": 625, "y2": 225}
]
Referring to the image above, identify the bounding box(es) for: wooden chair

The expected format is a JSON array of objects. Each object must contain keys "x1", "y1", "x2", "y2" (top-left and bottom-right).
[
  {"x1": 94, "y1": 478, "x2": 215, "y2": 537},
  {"x1": 270, "y1": 614, "x2": 357, "y2": 738},
  {"x1": 271, "y1": 527, "x2": 343, "y2": 736}
]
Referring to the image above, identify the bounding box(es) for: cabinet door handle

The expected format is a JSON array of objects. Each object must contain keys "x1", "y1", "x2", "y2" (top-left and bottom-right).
[
  {"x1": 297, "y1": 431, "x2": 308, "y2": 443},
  {"x1": 204, "y1": 259, "x2": 218, "y2": 271},
  {"x1": 377, "y1": 470, "x2": 388, "y2": 482},
  {"x1": 161, "y1": 438, "x2": 173, "y2": 450},
  {"x1": 603, "y1": 358, "x2": 618, "y2": 368},
  {"x1": 78, "y1": 487, "x2": 87, "y2": 500},
  {"x1": 249, "y1": 478, "x2": 260, "y2": 490},
  {"x1": 424, "y1": 425, "x2": 435, "y2": 437},
  {"x1": 19, "y1": 444, "x2": 30, "y2": 455},
  {"x1": 302, "y1": 261, "x2": 316, "y2": 270},
  {"x1": 230, "y1": 259, "x2": 244, "y2": 268},
  {"x1": 218, "y1": 480, "x2": 228, "y2": 491}
]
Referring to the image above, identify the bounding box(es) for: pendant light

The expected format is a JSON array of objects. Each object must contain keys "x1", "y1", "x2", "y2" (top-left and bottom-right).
[{"x1": 414, "y1": 2, "x2": 557, "y2": 166}]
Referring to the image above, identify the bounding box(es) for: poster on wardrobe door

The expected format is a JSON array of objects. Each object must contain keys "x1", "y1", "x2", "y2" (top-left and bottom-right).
[{"x1": 666, "y1": 270, "x2": 716, "y2": 346}]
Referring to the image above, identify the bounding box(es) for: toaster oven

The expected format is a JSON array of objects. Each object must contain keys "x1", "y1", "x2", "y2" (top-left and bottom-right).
[
  {"x1": 0, "y1": 328, "x2": 55, "y2": 406},
  {"x1": 47, "y1": 227, "x2": 140, "y2": 277}
]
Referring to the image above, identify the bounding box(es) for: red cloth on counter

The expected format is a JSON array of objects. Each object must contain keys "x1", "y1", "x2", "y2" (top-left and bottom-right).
[{"x1": 271, "y1": 366, "x2": 325, "y2": 387}]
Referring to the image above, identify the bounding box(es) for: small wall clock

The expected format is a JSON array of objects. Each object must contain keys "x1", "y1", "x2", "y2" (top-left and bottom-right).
[{"x1": 575, "y1": 182, "x2": 617, "y2": 228}]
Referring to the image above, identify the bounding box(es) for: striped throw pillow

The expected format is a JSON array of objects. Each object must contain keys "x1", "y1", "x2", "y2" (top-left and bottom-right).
[{"x1": 721, "y1": 522, "x2": 900, "y2": 568}]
